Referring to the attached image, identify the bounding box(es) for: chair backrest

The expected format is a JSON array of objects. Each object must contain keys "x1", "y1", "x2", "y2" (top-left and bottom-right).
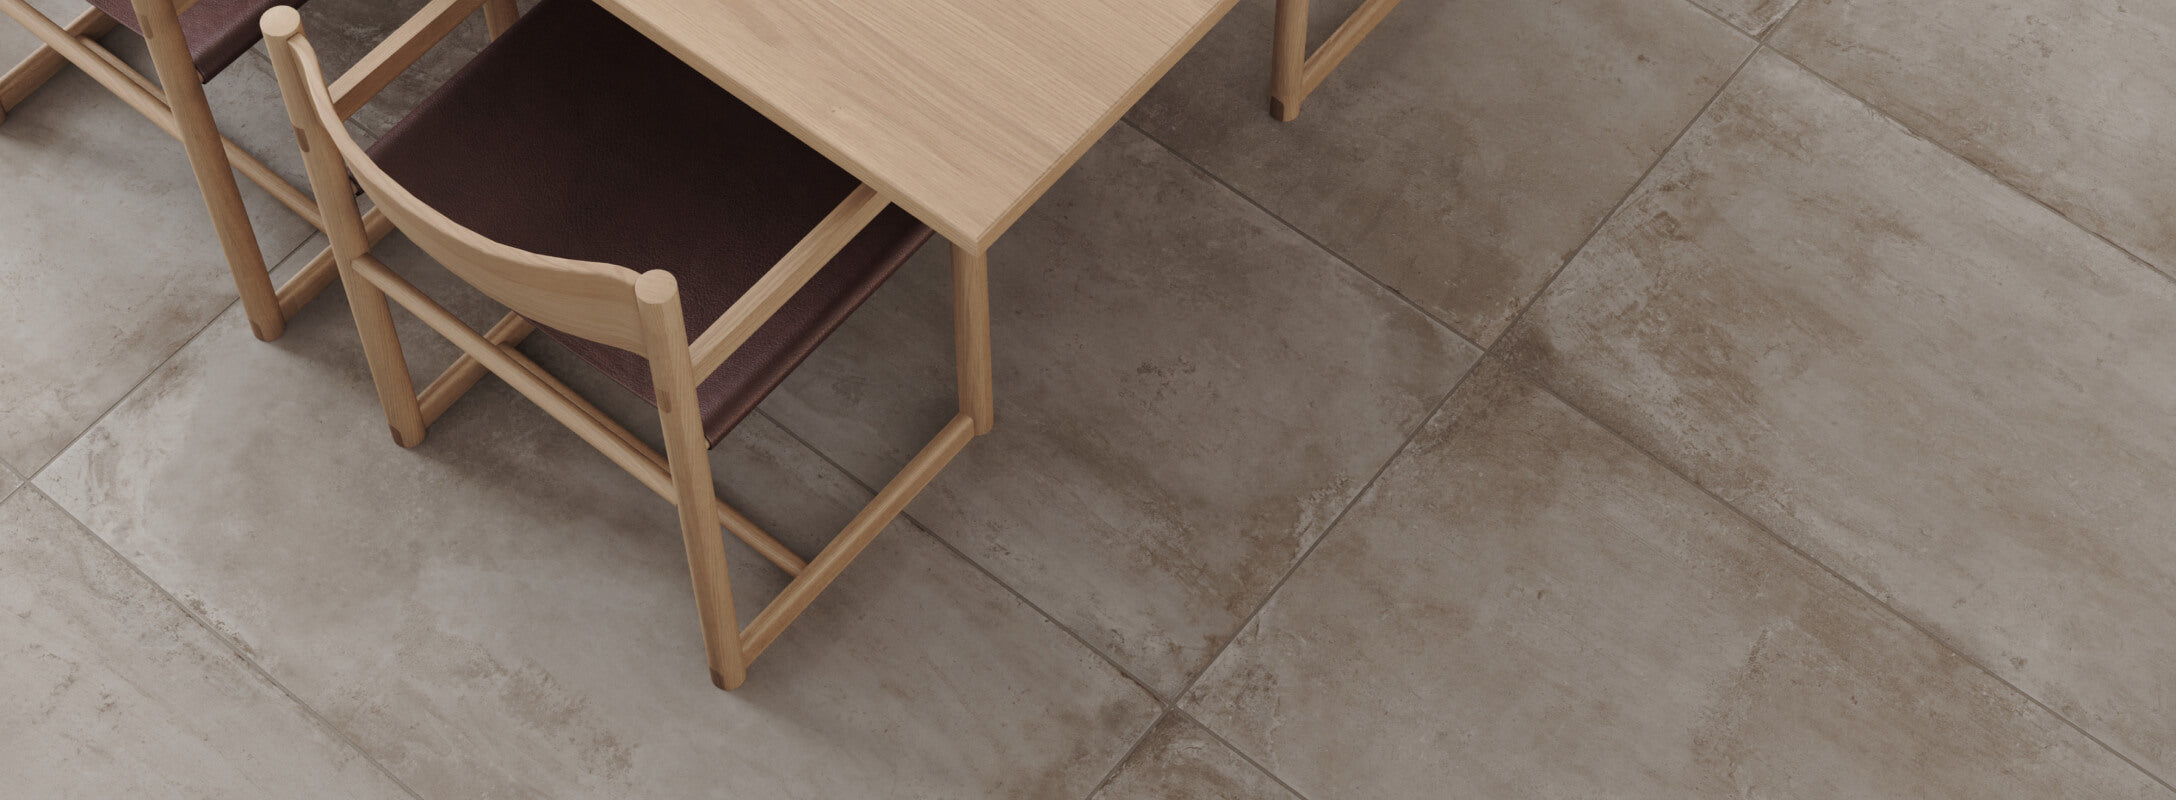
[{"x1": 262, "y1": 10, "x2": 653, "y2": 353}]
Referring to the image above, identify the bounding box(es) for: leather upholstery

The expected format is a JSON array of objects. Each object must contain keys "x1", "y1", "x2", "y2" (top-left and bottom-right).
[
  {"x1": 86, "y1": 0, "x2": 303, "y2": 81},
  {"x1": 368, "y1": 0, "x2": 935, "y2": 448}
]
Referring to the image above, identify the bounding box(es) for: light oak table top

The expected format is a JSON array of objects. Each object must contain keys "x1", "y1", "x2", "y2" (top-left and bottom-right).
[{"x1": 589, "y1": 0, "x2": 1242, "y2": 250}]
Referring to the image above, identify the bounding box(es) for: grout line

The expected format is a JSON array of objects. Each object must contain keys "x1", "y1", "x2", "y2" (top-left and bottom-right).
[
  {"x1": 1172, "y1": 707, "x2": 1317, "y2": 800},
  {"x1": 1485, "y1": 43, "x2": 1761, "y2": 349},
  {"x1": 1757, "y1": 0, "x2": 1811, "y2": 44},
  {"x1": 1502, "y1": 358, "x2": 2176, "y2": 795},
  {"x1": 25, "y1": 484, "x2": 434, "y2": 800},
  {"x1": 1469, "y1": 29, "x2": 2176, "y2": 790},
  {"x1": 1120, "y1": 119, "x2": 1482, "y2": 354},
  {"x1": 1079, "y1": 708, "x2": 1175, "y2": 799},
  {"x1": 1755, "y1": 42, "x2": 2176, "y2": 287},
  {"x1": 23, "y1": 230, "x2": 320, "y2": 484},
  {"x1": 1166, "y1": 359, "x2": 1478, "y2": 706},
  {"x1": 747, "y1": 405, "x2": 1172, "y2": 703}
]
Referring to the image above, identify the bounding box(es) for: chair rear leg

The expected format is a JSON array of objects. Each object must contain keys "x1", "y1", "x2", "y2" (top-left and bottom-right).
[
  {"x1": 133, "y1": 0, "x2": 287, "y2": 341},
  {"x1": 337, "y1": 263, "x2": 427, "y2": 448},
  {"x1": 636, "y1": 271, "x2": 747, "y2": 690}
]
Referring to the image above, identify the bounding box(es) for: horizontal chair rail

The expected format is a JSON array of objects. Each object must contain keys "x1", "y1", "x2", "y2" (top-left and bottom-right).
[
  {"x1": 328, "y1": 0, "x2": 487, "y2": 117},
  {"x1": 1271, "y1": 0, "x2": 1403, "y2": 121},
  {"x1": 1299, "y1": 0, "x2": 1401, "y2": 97},
  {"x1": 0, "y1": 6, "x2": 115, "y2": 111},
  {"x1": 688, "y1": 183, "x2": 889, "y2": 379},
  {"x1": 737, "y1": 413, "x2": 974, "y2": 664},
  {"x1": 350, "y1": 254, "x2": 811, "y2": 577}
]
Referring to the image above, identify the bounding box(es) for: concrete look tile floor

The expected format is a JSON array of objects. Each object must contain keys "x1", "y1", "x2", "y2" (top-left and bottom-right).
[{"x1": 2, "y1": 0, "x2": 2173, "y2": 797}]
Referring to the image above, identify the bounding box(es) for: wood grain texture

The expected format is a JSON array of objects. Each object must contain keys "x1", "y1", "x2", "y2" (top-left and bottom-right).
[{"x1": 590, "y1": 0, "x2": 1239, "y2": 248}]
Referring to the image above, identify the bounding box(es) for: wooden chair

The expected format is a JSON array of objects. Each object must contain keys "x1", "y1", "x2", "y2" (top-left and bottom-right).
[
  {"x1": 1270, "y1": 0, "x2": 1402, "y2": 121},
  {"x1": 261, "y1": 0, "x2": 992, "y2": 690},
  {"x1": 0, "y1": 0, "x2": 518, "y2": 340}
]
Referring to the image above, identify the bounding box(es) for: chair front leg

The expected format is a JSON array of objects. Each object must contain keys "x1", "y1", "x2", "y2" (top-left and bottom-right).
[
  {"x1": 132, "y1": 0, "x2": 285, "y2": 340},
  {"x1": 1270, "y1": 0, "x2": 1308, "y2": 121},
  {"x1": 637, "y1": 271, "x2": 747, "y2": 690}
]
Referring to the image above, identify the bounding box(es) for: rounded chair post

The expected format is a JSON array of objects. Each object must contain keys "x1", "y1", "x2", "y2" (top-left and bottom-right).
[
  {"x1": 132, "y1": 0, "x2": 286, "y2": 339},
  {"x1": 1270, "y1": 0, "x2": 1308, "y2": 121},
  {"x1": 265, "y1": 7, "x2": 427, "y2": 447},
  {"x1": 481, "y1": 0, "x2": 518, "y2": 38},
  {"x1": 635, "y1": 270, "x2": 747, "y2": 690}
]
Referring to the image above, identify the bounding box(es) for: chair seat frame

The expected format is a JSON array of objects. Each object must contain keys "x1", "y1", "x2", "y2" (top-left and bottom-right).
[
  {"x1": 0, "y1": 0, "x2": 518, "y2": 340},
  {"x1": 263, "y1": 6, "x2": 994, "y2": 690}
]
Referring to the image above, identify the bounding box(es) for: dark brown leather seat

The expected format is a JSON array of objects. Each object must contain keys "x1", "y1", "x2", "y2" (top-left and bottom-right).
[
  {"x1": 368, "y1": 0, "x2": 934, "y2": 447},
  {"x1": 85, "y1": 0, "x2": 303, "y2": 80}
]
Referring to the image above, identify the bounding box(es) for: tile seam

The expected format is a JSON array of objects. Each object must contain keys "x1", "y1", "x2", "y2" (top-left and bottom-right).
[
  {"x1": 24, "y1": 484, "x2": 435, "y2": 800},
  {"x1": 1500, "y1": 354, "x2": 2176, "y2": 795}
]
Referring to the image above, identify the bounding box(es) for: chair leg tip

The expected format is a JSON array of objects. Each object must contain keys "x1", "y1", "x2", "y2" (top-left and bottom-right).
[
  {"x1": 389, "y1": 425, "x2": 424, "y2": 449},
  {"x1": 1270, "y1": 97, "x2": 1301, "y2": 122},
  {"x1": 710, "y1": 668, "x2": 732, "y2": 691}
]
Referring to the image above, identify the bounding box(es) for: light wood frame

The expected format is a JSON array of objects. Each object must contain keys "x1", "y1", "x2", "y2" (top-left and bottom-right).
[
  {"x1": 0, "y1": 0, "x2": 514, "y2": 340},
  {"x1": 1269, "y1": 0, "x2": 1401, "y2": 121},
  {"x1": 263, "y1": 7, "x2": 992, "y2": 690}
]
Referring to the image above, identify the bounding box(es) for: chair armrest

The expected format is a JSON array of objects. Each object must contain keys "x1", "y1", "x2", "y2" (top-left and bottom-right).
[
  {"x1": 327, "y1": 0, "x2": 488, "y2": 119},
  {"x1": 687, "y1": 183, "x2": 889, "y2": 380}
]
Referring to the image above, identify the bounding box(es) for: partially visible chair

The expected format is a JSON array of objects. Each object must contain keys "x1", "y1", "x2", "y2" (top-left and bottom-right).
[
  {"x1": 0, "y1": 0, "x2": 519, "y2": 340},
  {"x1": 1269, "y1": 0, "x2": 1403, "y2": 121},
  {"x1": 262, "y1": 0, "x2": 992, "y2": 690}
]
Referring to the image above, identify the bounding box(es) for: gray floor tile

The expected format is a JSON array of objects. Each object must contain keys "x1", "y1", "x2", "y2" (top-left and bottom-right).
[
  {"x1": 1, "y1": 458, "x2": 20, "y2": 499},
  {"x1": 1498, "y1": 51, "x2": 2176, "y2": 779},
  {"x1": 0, "y1": 488, "x2": 414, "y2": 799},
  {"x1": 761, "y1": 124, "x2": 1477, "y2": 695},
  {"x1": 1690, "y1": 0, "x2": 1802, "y2": 36},
  {"x1": 1771, "y1": 0, "x2": 2176, "y2": 276},
  {"x1": 0, "y1": 21, "x2": 317, "y2": 472},
  {"x1": 1183, "y1": 360, "x2": 2174, "y2": 799},
  {"x1": 1091, "y1": 714, "x2": 1298, "y2": 800},
  {"x1": 35, "y1": 240, "x2": 1162, "y2": 798},
  {"x1": 1126, "y1": 0, "x2": 1750, "y2": 342}
]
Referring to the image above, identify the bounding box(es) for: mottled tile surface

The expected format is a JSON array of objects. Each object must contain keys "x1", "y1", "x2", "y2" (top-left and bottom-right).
[
  {"x1": 8, "y1": 0, "x2": 2176, "y2": 794},
  {"x1": 1499, "y1": 52, "x2": 2176, "y2": 778},
  {"x1": 1184, "y1": 360, "x2": 2174, "y2": 799},
  {"x1": 763, "y1": 125, "x2": 1476, "y2": 695},
  {"x1": 0, "y1": 24, "x2": 316, "y2": 472},
  {"x1": 1092, "y1": 715, "x2": 1297, "y2": 800},
  {"x1": 1127, "y1": 0, "x2": 1750, "y2": 342},
  {"x1": 0, "y1": 489, "x2": 414, "y2": 799},
  {"x1": 1691, "y1": 0, "x2": 1802, "y2": 36},
  {"x1": 36, "y1": 239, "x2": 1162, "y2": 798},
  {"x1": 1772, "y1": 0, "x2": 2176, "y2": 275}
]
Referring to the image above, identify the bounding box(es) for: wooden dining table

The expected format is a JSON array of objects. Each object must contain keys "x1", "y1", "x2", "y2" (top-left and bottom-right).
[{"x1": 586, "y1": 0, "x2": 1244, "y2": 257}]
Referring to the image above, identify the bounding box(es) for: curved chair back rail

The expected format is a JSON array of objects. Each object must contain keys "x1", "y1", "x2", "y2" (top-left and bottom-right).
[{"x1": 276, "y1": 28, "x2": 649, "y2": 351}]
